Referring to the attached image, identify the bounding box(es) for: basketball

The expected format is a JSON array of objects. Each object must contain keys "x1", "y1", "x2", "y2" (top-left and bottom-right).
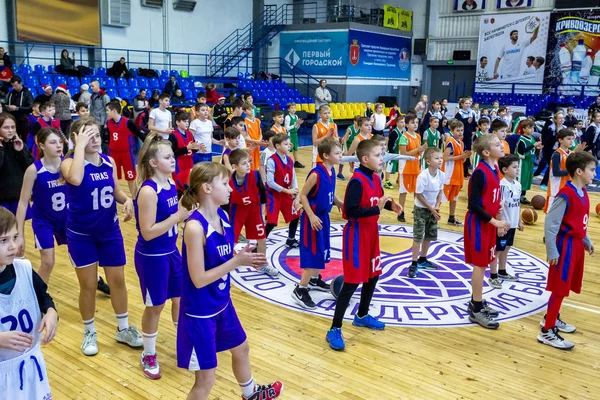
[
  {"x1": 521, "y1": 209, "x2": 538, "y2": 225},
  {"x1": 330, "y1": 275, "x2": 345, "y2": 299},
  {"x1": 596, "y1": 203, "x2": 600, "y2": 216},
  {"x1": 531, "y1": 195, "x2": 546, "y2": 210}
]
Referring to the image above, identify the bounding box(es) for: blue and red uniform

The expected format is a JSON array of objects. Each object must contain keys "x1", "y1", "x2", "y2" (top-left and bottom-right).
[
  {"x1": 266, "y1": 153, "x2": 299, "y2": 224},
  {"x1": 464, "y1": 161, "x2": 501, "y2": 267},
  {"x1": 171, "y1": 128, "x2": 195, "y2": 192},
  {"x1": 65, "y1": 154, "x2": 126, "y2": 268},
  {"x1": 177, "y1": 208, "x2": 246, "y2": 371},
  {"x1": 229, "y1": 170, "x2": 266, "y2": 242},
  {"x1": 133, "y1": 179, "x2": 182, "y2": 306},
  {"x1": 26, "y1": 114, "x2": 40, "y2": 159},
  {"x1": 546, "y1": 182, "x2": 589, "y2": 297},
  {"x1": 107, "y1": 117, "x2": 136, "y2": 181},
  {"x1": 300, "y1": 164, "x2": 336, "y2": 270},
  {"x1": 31, "y1": 159, "x2": 67, "y2": 249},
  {"x1": 342, "y1": 168, "x2": 383, "y2": 284},
  {"x1": 31, "y1": 117, "x2": 61, "y2": 161},
  {"x1": 221, "y1": 148, "x2": 232, "y2": 165}
]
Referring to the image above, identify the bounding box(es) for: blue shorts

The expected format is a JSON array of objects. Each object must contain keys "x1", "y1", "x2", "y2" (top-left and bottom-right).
[
  {"x1": 134, "y1": 248, "x2": 182, "y2": 306},
  {"x1": 299, "y1": 211, "x2": 331, "y2": 270},
  {"x1": 67, "y1": 227, "x2": 126, "y2": 268},
  {"x1": 177, "y1": 302, "x2": 246, "y2": 371},
  {"x1": 32, "y1": 218, "x2": 66, "y2": 250},
  {"x1": 193, "y1": 152, "x2": 213, "y2": 164},
  {"x1": 0, "y1": 202, "x2": 31, "y2": 220}
]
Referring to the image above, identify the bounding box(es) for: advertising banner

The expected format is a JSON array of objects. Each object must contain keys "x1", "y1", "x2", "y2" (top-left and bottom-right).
[
  {"x1": 475, "y1": 12, "x2": 550, "y2": 91},
  {"x1": 346, "y1": 29, "x2": 411, "y2": 80},
  {"x1": 497, "y1": 0, "x2": 532, "y2": 9},
  {"x1": 454, "y1": 0, "x2": 486, "y2": 12},
  {"x1": 279, "y1": 30, "x2": 348, "y2": 77},
  {"x1": 544, "y1": 10, "x2": 600, "y2": 95}
]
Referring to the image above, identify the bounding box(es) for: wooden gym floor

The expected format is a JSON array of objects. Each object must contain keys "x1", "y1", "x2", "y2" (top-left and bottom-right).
[{"x1": 25, "y1": 147, "x2": 600, "y2": 400}]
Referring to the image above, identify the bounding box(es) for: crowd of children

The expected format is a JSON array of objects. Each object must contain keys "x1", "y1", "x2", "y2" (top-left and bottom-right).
[{"x1": 0, "y1": 90, "x2": 598, "y2": 399}]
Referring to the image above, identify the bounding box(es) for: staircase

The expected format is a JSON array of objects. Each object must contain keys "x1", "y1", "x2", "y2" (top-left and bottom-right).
[{"x1": 209, "y1": 4, "x2": 288, "y2": 77}]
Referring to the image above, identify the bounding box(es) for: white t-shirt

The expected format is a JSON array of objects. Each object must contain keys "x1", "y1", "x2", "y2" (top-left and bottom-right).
[
  {"x1": 476, "y1": 67, "x2": 489, "y2": 82},
  {"x1": 498, "y1": 39, "x2": 530, "y2": 77},
  {"x1": 260, "y1": 147, "x2": 276, "y2": 167},
  {"x1": 372, "y1": 113, "x2": 386, "y2": 131},
  {"x1": 189, "y1": 119, "x2": 214, "y2": 154},
  {"x1": 415, "y1": 168, "x2": 445, "y2": 209},
  {"x1": 149, "y1": 108, "x2": 172, "y2": 139},
  {"x1": 523, "y1": 65, "x2": 536, "y2": 75},
  {"x1": 500, "y1": 177, "x2": 522, "y2": 228}
]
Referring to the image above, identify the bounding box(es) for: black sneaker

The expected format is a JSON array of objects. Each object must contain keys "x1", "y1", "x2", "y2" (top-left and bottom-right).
[
  {"x1": 294, "y1": 161, "x2": 305, "y2": 168},
  {"x1": 97, "y1": 276, "x2": 111, "y2": 296},
  {"x1": 309, "y1": 274, "x2": 330, "y2": 292},
  {"x1": 291, "y1": 286, "x2": 317, "y2": 310},
  {"x1": 408, "y1": 265, "x2": 418, "y2": 278},
  {"x1": 285, "y1": 238, "x2": 300, "y2": 248},
  {"x1": 397, "y1": 212, "x2": 406, "y2": 222},
  {"x1": 468, "y1": 301, "x2": 499, "y2": 329},
  {"x1": 520, "y1": 196, "x2": 531, "y2": 205}
]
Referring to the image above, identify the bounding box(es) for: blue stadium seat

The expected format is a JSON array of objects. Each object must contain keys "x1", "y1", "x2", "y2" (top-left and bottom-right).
[
  {"x1": 179, "y1": 79, "x2": 190, "y2": 88},
  {"x1": 34, "y1": 65, "x2": 45, "y2": 75},
  {"x1": 170, "y1": 70, "x2": 179, "y2": 77},
  {"x1": 29, "y1": 87, "x2": 38, "y2": 97},
  {"x1": 160, "y1": 70, "x2": 169, "y2": 78},
  {"x1": 18, "y1": 64, "x2": 32, "y2": 75},
  {"x1": 137, "y1": 77, "x2": 149, "y2": 87},
  {"x1": 90, "y1": 77, "x2": 105, "y2": 87},
  {"x1": 183, "y1": 88, "x2": 193, "y2": 99},
  {"x1": 104, "y1": 77, "x2": 116, "y2": 88},
  {"x1": 148, "y1": 78, "x2": 160, "y2": 89},
  {"x1": 128, "y1": 78, "x2": 138, "y2": 87},
  {"x1": 106, "y1": 88, "x2": 118, "y2": 99},
  {"x1": 118, "y1": 88, "x2": 131, "y2": 99},
  {"x1": 67, "y1": 76, "x2": 80, "y2": 87},
  {"x1": 25, "y1": 76, "x2": 39, "y2": 87},
  {"x1": 38, "y1": 75, "x2": 51, "y2": 85},
  {"x1": 117, "y1": 78, "x2": 128, "y2": 87},
  {"x1": 96, "y1": 67, "x2": 106, "y2": 77},
  {"x1": 53, "y1": 75, "x2": 67, "y2": 86},
  {"x1": 159, "y1": 77, "x2": 168, "y2": 87},
  {"x1": 47, "y1": 65, "x2": 54, "y2": 74},
  {"x1": 80, "y1": 77, "x2": 90, "y2": 85}
]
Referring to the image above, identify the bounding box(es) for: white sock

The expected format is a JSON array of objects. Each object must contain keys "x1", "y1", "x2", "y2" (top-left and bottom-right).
[
  {"x1": 239, "y1": 377, "x2": 256, "y2": 398},
  {"x1": 83, "y1": 318, "x2": 96, "y2": 334},
  {"x1": 116, "y1": 312, "x2": 129, "y2": 331},
  {"x1": 142, "y1": 331, "x2": 158, "y2": 355},
  {"x1": 173, "y1": 321, "x2": 178, "y2": 329}
]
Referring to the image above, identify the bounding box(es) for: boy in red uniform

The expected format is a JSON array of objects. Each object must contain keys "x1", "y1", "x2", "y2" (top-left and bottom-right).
[
  {"x1": 326, "y1": 139, "x2": 402, "y2": 351},
  {"x1": 32, "y1": 102, "x2": 61, "y2": 160},
  {"x1": 106, "y1": 101, "x2": 146, "y2": 196},
  {"x1": 265, "y1": 134, "x2": 300, "y2": 248},
  {"x1": 464, "y1": 134, "x2": 509, "y2": 329},
  {"x1": 538, "y1": 151, "x2": 596, "y2": 350},
  {"x1": 228, "y1": 149, "x2": 278, "y2": 277},
  {"x1": 168, "y1": 110, "x2": 201, "y2": 195}
]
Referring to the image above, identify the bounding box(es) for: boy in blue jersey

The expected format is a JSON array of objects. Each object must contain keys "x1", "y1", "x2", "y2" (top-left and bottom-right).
[{"x1": 292, "y1": 138, "x2": 344, "y2": 309}]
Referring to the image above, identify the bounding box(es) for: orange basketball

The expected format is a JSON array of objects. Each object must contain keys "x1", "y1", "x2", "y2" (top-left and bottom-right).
[
  {"x1": 521, "y1": 209, "x2": 538, "y2": 225},
  {"x1": 531, "y1": 195, "x2": 546, "y2": 211},
  {"x1": 596, "y1": 203, "x2": 600, "y2": 216}
]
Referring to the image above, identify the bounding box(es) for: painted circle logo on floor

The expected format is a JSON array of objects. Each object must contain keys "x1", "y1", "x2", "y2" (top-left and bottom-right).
[{"x1": 230, "y1": 223, "x2": 550, "y2": 327}]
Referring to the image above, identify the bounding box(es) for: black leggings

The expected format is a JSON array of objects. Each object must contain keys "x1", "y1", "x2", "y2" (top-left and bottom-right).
[
  {"x1": 331, "y1": 276, "x2": 380, "y2": 329},
  {"x1": 534, "y1": 146, "x2": 553, "y2": 186},
  {"x1": 265, "y1": 217, "x2": 298, "y2": 239}
]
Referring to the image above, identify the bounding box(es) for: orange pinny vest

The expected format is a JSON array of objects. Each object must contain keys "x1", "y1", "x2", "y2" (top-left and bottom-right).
[
  {"x1": 315, "y1": 121, "x2": 337, "y2": 163},
  {"x1": 272, "y1": 125, "x2": 286, "y2": 134},
  {"x1": 400, "y1": 132, "x2": 422, "y2": 175},
  {"x1": 442, "y1": 136, "x2": 464, "y2": 186},
  {"x1": 245, "y1": 118, "x2": 262, "y2": 170}
]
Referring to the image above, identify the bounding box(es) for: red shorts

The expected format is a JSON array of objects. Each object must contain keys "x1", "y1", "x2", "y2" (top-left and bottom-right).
[
  {"x1": 546, "y1": 235, "x2": 585, "y2": 297},
  {"x1": 342, "y1": 221, "x2": 382, "y2": 284},
  {"x1": 173, "y1": 169, "x2": 192, "y2": 192},
  {"x1": 464, "y1": 212, "x2": 496, "y2": 267},
  {"x1": 229, "y1": 203, "x2": 266, "y2": 242},
  {"x1": 110, "y1": 150, "x2": 136, "y2": 181},
  {"x1": 266, "y1": 191, "x2": 299, "y2": 225}
]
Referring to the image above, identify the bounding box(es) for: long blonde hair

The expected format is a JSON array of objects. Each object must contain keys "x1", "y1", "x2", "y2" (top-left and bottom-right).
[
  {"x1": 180, "y1": 162, "x2": 229, "y2": 210},
  {"x1": 136, "y1": 133, "x2": 173, "y2": 187}
]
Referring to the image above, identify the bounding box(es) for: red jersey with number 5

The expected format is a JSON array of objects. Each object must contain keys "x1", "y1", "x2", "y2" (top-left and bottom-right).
[
  {"x1": 229, "y1": 170, "x2": 260, "y2": 206},
  {"x1": 557, "y1": 182, "x2": 589, "y2": 240},
  {"x1": 107, "y1": 117, "x2": 135, "y2": 152}
]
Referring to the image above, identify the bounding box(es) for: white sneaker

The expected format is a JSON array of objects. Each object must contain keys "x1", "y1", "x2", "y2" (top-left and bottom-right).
[
  {"x1": 116, "y1": 326, "x2": 143, "y2": 348},
  {"x1": 258, "y1": 264, "x2": 279, "y2": 277},
  {"x1": 81, "y1": 330, "x2": 98, "y2": 356},
  {"x1": 140, "y1": 352, "x2": 162, "y2": 380},
  {"x1": 537, "y1": 327, "x2": 575, "y2": 350},
  {"x1": 540, "y1": 314, "x2": 576, "y2": 333}
]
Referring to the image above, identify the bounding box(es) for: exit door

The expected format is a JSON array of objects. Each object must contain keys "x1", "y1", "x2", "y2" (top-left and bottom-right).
[{"x1": 429, "y1": 66, "x2": 476, "y2": 102}]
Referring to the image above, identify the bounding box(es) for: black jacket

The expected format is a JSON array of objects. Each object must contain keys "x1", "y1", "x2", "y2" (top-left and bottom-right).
[
  {"x1": 163, "y1": 81, "x2": 179, "y2": 96},
  {"x1": 7, "y1": 88, "x2": 34, "y2": 121},
  {"x1": 0, "y1": 140, "x2": 34, "y2": 202}
]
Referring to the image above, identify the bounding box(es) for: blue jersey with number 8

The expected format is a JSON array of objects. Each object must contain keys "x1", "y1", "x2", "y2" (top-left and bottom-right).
[
  {"x1": 66, "y1": 154, "x2": 119, "y2": 234},
  {"x1": 32, "y1": 159, "x2": 67, "y2": 225}
]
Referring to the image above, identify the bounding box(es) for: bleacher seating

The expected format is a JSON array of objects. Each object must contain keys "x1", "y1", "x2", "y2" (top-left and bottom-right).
[{"x1": 9, "y1": 64, "x2": 318, "y2": 109}]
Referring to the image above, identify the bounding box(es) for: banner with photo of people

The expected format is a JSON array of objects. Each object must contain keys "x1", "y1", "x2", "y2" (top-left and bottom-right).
[
  {"x1": 543, "y1": 10, "x2": 600, "y2": 95},
  {"x1": 454, "y1": 0, "x2": 486, "y2": 12},
  {"x1": 475, "y1": 12, "x2": 550, "y2": 89},
  {"x1": 497, "y1": 0, "x2": 532, "y2": 9}
]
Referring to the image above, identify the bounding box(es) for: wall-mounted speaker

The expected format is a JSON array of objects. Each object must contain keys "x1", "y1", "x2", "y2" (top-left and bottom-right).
[
  {"x1": 414, "y1": 39, "x2": 427, "y2": 56},
  {"x1": 453, "y1": 50, "x2": 471, "y2": 61}
]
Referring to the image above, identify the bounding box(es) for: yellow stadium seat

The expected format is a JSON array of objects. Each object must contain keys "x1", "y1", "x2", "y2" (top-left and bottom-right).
[{"x1": 308, "y1": 104, "x2": 315, "y2": 113}]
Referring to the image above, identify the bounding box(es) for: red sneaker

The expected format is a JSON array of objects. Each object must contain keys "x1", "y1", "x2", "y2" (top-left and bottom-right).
[{"x1": 242, "y1": 381, "x2": 283, "y2": 400}]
